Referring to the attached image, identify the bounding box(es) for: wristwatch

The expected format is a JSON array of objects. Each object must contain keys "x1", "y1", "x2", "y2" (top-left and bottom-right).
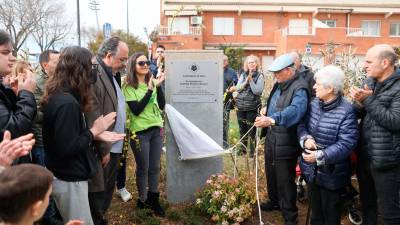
[{"x1": 270, "y1": 118, "x2": 276, "y2": 126}]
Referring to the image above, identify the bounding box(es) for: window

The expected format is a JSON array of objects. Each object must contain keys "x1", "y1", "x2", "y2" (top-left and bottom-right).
[
  {"x1": 390, "y1": 22, "x2": 400, "y2": 36},
  {"x1": 167, "y1": 17, "x2": 190, "y2": 34},
  {"x1": 242, "y1": 19, "x2": 262, "y2": 35},
  {"x1": 320, "y1": 20, "x2": 336, "y2": 28},
  {"x1": 361, "y1": 20, "x2": 380, "y2": 36},
  {"x1": 288, "y1": 19, "x2": 309, "y2": 35},
  {"x1": 213, "y1": 17, "x2": 234, "y2": 35}
]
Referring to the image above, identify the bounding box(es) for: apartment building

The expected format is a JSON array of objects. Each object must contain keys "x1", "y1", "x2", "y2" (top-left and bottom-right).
[{"x1": 157, "y1": 0, "x2": 400, "y2": 71}]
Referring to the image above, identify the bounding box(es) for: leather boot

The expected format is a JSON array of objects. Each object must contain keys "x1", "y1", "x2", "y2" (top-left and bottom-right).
[{"x1": 145, "y1": 192, "x2": 165, "y2": 217}]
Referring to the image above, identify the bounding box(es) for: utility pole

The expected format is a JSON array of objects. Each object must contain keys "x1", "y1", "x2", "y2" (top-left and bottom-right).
[
  {"x1": 126, "y1": 0, "x2": 129, "y2": 41},
  {"x1": 89, "y1": 0, "x2": 100, "y2": 32},
  {"x1": 144, "y1": 27, "x2": 151, "y2": 60},
  {"x1": 77, "y1": 0, "x2": 81, "y2": 46}
]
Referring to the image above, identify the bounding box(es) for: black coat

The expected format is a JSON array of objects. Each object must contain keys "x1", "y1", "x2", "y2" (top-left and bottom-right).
[
  {"x1": 296, "y1": 65, "x2": 315, "y2": 97},
  {"x1": 43, "y1": 89, "x2": 97, "y2": 181},
  {"x1": 361, "y1": 68, "x2": 400, "y2": 170},
  {"x1": 0, "y1": 84, "x2": 36, "y2": 140}
]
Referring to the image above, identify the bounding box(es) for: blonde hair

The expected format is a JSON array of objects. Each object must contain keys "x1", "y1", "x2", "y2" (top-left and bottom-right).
[
  {"x1": 11, "y1": 60, "x2": 32, "y2": 78},
  {"x1": 243, "y1": 55, "x2": 261, "y2": 72}
]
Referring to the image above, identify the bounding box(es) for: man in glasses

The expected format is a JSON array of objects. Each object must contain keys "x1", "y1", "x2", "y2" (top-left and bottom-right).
[{"x1": 86, "y1": 36, "x2": 129, "y2": 225}]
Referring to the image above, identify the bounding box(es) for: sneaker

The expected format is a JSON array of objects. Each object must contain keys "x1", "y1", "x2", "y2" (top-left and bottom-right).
[
  {"x1": 260, "y1": 201, "x2": 280, "y2": 212},
  {"x1": 116, "y1": 188, "x2": 132, "y2": 202}
]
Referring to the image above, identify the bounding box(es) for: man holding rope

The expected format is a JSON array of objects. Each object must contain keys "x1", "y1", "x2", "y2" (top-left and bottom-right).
[{"x1": 255, "y1": 54, "x2": 310, "y2": 225}]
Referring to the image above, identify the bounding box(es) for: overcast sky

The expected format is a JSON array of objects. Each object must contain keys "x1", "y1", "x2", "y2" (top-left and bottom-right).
[{"x1": 69, "y1": 0, "x2": 160, "y2": 43}]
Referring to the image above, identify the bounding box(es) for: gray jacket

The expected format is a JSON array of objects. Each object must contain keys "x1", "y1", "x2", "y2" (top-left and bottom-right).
[{"x1": 235, "y1": 71, "x2": 264, "y2": 111}]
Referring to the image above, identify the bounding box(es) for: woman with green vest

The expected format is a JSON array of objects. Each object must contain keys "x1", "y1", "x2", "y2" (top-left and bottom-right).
[{"x1": 123, "y1": 52, "x2": 165, "y2": 217}]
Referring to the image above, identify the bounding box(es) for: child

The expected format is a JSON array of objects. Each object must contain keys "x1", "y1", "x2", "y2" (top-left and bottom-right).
[{"x1": 0, "y1": 164, "x2": 83, "y2": 225}]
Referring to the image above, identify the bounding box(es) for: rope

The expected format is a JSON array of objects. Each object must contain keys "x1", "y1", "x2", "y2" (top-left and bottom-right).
[
  {"x1": 227, "y1": 123, "x2": 256, "y2": 178},
  {"x1": 227, "y1": 120, "x2": 276, "y2": 225},
  {"x1": 254, "y1": 127, "x2": 264, "y2": 225}
]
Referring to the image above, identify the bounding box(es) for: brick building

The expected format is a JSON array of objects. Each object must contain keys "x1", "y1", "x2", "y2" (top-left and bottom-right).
[{"x1": 157, "y1": 0, "x2": 400, "y2": 71}]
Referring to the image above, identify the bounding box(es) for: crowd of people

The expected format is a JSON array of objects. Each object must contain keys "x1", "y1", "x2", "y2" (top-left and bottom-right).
[
  {"x1": 222, "y1": 46, "x2": 400, "y2": 225},
  {"x1": 0, "y1": 30, "x2": 165, "y2": 225},
  {"x1": 0, "y1": 25, "x2": 399, "y2": 225}
]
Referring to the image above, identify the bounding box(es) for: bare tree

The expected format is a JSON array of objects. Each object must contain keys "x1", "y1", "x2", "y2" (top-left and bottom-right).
[
  {"x1": 31, "y1": 2, "x2": 71, "y2": 52},
  {"x1": 0, "y1": 0, "x2": 69, "y2": 55}
]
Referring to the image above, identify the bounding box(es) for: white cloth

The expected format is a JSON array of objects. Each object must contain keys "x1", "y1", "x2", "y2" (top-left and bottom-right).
[{"x1": 165, "y1": 104, "x2": 228, "y2": 160}]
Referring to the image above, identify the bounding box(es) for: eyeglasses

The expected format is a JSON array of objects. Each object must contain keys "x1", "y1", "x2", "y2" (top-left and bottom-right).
[
  {"x1": 91, "y1": 63, "x2": 99, "y2": 71},
  {"x1": 137, "y1": 61, "x2": 150, "y2": 66}
]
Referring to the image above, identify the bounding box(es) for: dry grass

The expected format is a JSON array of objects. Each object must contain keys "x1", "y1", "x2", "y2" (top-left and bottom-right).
[{"x1": 106, "y1": 112, "x2": 359, "y2": 225}]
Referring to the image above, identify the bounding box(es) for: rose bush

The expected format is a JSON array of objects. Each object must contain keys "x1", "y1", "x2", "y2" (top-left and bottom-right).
[{"x1": 196, "y1": 173, "x2": 256, "y2": 225}]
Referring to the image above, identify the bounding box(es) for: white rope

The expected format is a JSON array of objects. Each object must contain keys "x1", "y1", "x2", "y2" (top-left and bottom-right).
[
  {"x1": 254, "y1": 127, "x2": 264, "y2": 225},
  {"x1": 227, "y1": 122, "x2": 276, "y2": 225},
  {"x1": 228, "y1": 124, "x2": 256, "y2": 178}
]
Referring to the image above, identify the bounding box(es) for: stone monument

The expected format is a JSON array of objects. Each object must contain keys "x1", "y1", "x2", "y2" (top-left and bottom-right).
[{"x1": 165, "y1": 50, "x2": 224, "y2": 203}]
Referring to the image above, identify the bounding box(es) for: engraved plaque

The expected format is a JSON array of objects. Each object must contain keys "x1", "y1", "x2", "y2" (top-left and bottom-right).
[{"x1": 168, "y1": 61, "x2": 219, "y2": 102}]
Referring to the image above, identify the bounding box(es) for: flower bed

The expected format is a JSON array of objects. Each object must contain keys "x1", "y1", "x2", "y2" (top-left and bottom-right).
[{"x1": 196, "y1": 173, "x2": 256, "y2": 225}]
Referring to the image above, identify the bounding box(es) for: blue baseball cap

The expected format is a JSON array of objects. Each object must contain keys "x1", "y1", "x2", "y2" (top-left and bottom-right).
[{"x1": 268, "y1": 53, "x2": 295, "y2": 72}]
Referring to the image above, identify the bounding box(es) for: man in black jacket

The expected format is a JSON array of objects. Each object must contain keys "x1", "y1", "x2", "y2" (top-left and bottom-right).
[
  {"x1": 351, "y1": 44, "x2": 400, "y2": 225},
  {"x1": 0, "y1": 30, "x2": 36, "y2": 141},
  {"x1": 290, "y1": 50, "x2": 315, "y2": 97}
]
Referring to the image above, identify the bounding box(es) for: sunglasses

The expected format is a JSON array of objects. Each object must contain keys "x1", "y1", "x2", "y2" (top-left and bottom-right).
[{"x1": 137, "y1": 60, "x2": 150, "y2": 66}]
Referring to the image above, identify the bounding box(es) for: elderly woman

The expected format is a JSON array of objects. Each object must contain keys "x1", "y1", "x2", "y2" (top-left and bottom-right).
[
  {"x1": 297, "y1": 65, "x2": 359, "y2": 225},
  {"x1": 234, "y1": 55, "x2": 264, "y2": 156}
]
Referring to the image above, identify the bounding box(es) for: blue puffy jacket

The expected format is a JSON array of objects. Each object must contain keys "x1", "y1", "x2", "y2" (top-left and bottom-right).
[{"x1": 298, "y1": 96, "x2": 359, "y2": 190}]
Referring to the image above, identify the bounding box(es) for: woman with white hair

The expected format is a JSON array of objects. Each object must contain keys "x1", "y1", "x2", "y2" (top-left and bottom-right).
[{"x1": 297, "y1": 65, "x2": 359, "y2": 225}]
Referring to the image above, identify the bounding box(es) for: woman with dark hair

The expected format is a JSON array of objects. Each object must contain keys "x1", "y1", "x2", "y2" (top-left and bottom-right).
[
  {"x1": 123, "y1": 52, "x2": 165, "y2": 216},
  {"x1": 0, "y1": 30, "x2": 36, "y2": 141},
  {"x1": 42, "y1": 46, "x2": 124, "y2": 225}
]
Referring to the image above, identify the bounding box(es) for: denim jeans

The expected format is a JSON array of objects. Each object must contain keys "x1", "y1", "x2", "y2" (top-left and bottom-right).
[
  {"x1": 31, "y1": 147, "x2": 45, "y2": 166},
  {"x1": 130, "y1": 127, "x2": 162, "y2": 201},
  {"x1": 42, "y1": 197, "x2": 63, "y2": 225},
  {"x1": 371, "y1": 165, "x2": 400, "y2": 225},
  {"x1": 116, "y1": 157, "x2": 127, "y2": 190}
]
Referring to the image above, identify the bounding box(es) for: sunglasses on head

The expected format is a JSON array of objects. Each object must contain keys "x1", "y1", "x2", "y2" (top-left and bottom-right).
[{"x1": 137, "y1": 60, "x2": 150, "y2": 66}]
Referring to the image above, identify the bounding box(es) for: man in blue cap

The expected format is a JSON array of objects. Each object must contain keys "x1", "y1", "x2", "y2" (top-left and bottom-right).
[{"x1": 255, "y1": 53, "x2": 310, "y2": 225}]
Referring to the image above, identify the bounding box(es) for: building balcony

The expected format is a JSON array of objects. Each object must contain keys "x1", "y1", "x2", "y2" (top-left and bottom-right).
[
  {"x1": 157, "y1": 26, "x2": 202, "y2": 36},
  {"x1": 280, "y1": 26, "x2": 381, "y2": 37}
]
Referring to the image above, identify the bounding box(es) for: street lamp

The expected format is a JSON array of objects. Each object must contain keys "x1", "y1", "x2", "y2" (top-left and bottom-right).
[
  {"x1": 77, "y1": 0, "x2": 81, "y2": 46},
  {"x1": 126, "y1": 0, "x2": 129, "y2": 41}
]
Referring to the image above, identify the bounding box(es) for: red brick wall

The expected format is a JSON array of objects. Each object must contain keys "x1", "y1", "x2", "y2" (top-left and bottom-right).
[{"x1": 159, "y1": 9, "x2": 400, "y2": 64}]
